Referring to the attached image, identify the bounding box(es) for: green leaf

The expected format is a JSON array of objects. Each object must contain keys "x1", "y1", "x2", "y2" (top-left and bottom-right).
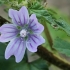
[
  {"x1": 46, "y1": 8, "x2": 70, "y2": 36},
  {"x1": 0, "y1": 43, "x2": 49, "y2": 70},
  {"x1": 8, "y1": 58, "x2": 48, "y2": 70},
  {"x1": 29, "y1": 1, "x2": 56, "y2": 25},
  {"x1": 0, "y1": 43, "x2": 6, "y2": 60},
  {"x1": 18, "y1": 0, "x2": 23, "y2": 4},
  {"x1": 55, "y1": 19, "x2": 70, "y2": 35},
  {"x1": 53, "y1": 38, "x2": 70, "y2": 57}
]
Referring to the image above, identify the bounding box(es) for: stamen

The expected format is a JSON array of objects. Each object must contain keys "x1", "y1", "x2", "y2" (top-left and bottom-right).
[{"x1": 20, "y1": 29, "x2": 27, "y2": 37}]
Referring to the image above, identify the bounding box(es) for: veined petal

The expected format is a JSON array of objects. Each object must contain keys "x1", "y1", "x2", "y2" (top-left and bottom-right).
[
  {"x1": 33, "y1": 22, "x2": 44, "y2": 34},
  {"x1": 0, "y1": 24, "x2": 19, "y2": 42},
  {"x1": 9, "y1": 6, "x2": 29, "y2": 26},
  {"x1": 26, "y1": 34, "x2": 45, "y2": 52},
  {"x1": 19, "y1": 6, "x2": 29, "y2": 25},
  {"x1": 29, "y1": 14, "x2": 44, "y2": 34},
  {"x1": 9, "y1": 9, "x2": 22, "y2": 26},
  {"x1": 0, "y1": 33, "x2": 18, "y2": 42},
  {"x1": 5, "y1": 37, "x2": 26, "y2": 63},
  {"x1": 26, "y1": 42, "x2": 37, "y2": 52},
  {"x1": 5, "y1": 37, "x2": 20, "y2": 59},
  {"x1": 29, "y1": 14, "x2": 37, "y2": 28},
  {"x1": 0, "y1": 24, "x2": 18, "y2": 33},
  {"x1": 14, "y1": 41, "x2": 26, "y2": 63}
]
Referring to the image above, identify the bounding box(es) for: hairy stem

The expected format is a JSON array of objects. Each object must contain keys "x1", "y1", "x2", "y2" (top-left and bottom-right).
[{"x1": 37, "y1": 45, "x2": 70, "y2": 70}]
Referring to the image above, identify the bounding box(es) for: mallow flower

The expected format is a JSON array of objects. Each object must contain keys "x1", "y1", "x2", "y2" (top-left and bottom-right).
[{"x1": 0, "y1": 6, "x2": 45, "y2": 63}]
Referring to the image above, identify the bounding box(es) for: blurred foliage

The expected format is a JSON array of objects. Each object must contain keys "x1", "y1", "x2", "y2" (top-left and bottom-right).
[
  {"x1": 53, "y1": 38, "x2": 70, "y2": 57},
  {"x1": 0, "y1": 0, "x2": 23, "y2": 5},
  {"x1": 0, "y1": 0, "x2": 28, "y2": 11}
]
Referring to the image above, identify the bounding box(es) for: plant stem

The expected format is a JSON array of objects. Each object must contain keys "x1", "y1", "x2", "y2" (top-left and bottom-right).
[
  {"x1": 44, "y1": 23, "x2": 53, "y2": 48},
  {"x1": 37, "y1": 45, "x2": 70, "y2": 70}
]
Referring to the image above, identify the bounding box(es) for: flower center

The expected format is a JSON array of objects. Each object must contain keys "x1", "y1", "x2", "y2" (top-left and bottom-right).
[{"x1": 20, "y1": 29, "x2": 27, "y2": 37}]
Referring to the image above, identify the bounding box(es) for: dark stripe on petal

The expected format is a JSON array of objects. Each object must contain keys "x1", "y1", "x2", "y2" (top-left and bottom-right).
[
  {"x1": 15, "y1": 39, "x2": 21, "y2": 55},
  {"x1": 7, "y1": 38, "x2": 19, "y2": 56},
  {"x1": 12, "y1": 13, "x2": 19, "y2": 25},
  {"x1": 17, "y1": 13, "x2": 22, "y2": 26},
  {"x1": 33, "y1": 35, "x2": 39, "y2": 40},
  {"x1": 30, "y1": 43, "x2": 33, "y2": 48},
  {"x1": 11, "y1": 39, "x2": 18, "y2": 50},
  {"x1": 4, "y1": 31, "x2": 18, "y2": 33},
  {"x1": 33, "y1": 29, "x2": 39, "y2": 31},
  {"x1": 30, "y1": 19, "x2": 34, "y2": 24},
  {"x1": 21, "y1": 11, "x2": 25, "y2": 24},
  {"x1": 31, "y1": 36, "x2": 37, "y2": 44},
  {"x1": 4, "y1": 33, "x2": 17, "y2": 38},
  {"x1": 31, "y1": 24, "x2": 36, "y2": 28},
  {"x1": 4, "y1": 27, "x2": 16, "y2": 30},
  {"x1": 24, "y1": 15, "x2": 25, "y2": 24},
  {"x1": 17, "y1": 41, "x2": 24, "y2": 56}
]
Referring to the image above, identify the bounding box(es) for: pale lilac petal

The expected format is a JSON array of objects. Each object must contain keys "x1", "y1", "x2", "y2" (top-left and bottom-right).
[
  {"x1": 5, "y1": 37, "x2": 26, "y2": 63},
  {"x1": 26, "y1": 42, "x2": 37, "y2": 52},
  {"x1": 14, "y1": 41, "x2": 26, "y2": 63},
  {"x1": 5, "y1": 37, "x2": 20, "y2": 59},
  {"x1": 29, "y1": 14, "x2": 37, "y2": 28},
  {"x1": 29, "y1": 14, "x2": 44, "y2": 34},
  {"x1": 26, "y1": 34, "x2": 45, "y2": 52},
  {"x1": 9, "y1": 9, "x2": 22, "y2": 26},
  {"x1": 9, "y1": 6, "x2": 29, "y2": 26},
  {"x1": 19, "y1": 6, "x2": 29, "y2": 25},
  {"x1": 0, "y1": 33, "x2": 18, "y2": 42},
  {"x1": 29, "y1": 14, "x2": 37, "y2": 24},
  {"x1": 0, "y1": 24, "x2": 19, "y2": 42},
  {"x1": 0, "y1": 24, "x2": 18, "y2": 33},
  {"x1": 33, "y1": 23, "x2": 44, "y2": 34}
]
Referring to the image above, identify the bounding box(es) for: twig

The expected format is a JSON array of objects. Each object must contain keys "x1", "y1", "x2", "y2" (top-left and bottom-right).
[{"x1": 37, "y1": 45, "x2": 70, "y2": 70}]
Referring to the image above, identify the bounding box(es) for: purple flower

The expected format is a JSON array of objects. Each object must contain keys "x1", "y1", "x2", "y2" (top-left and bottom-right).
[{"x1": 0, "y1": 6, "x2": 45, "y2": 63}]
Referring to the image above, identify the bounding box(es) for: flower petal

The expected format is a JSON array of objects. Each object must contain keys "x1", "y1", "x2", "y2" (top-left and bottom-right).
[
  {"x1": 5, "y1": 37, "x2": 20, "y2": 59},
  {"x1": 19, "y1": 6, "x2": 29, "y2": 25},
  {"x1": 5, "y1": 37, "x2": 26, "y2": 63},
  {"x1": 9, "y1": 9, "x2": 22, "y2": 26},
  {"x1": 0, "y1": 24, "x2": 19, "y2": 42},
  {"x1": 14, "y1": 41, "x2": 26, "y2": 63},
  {"x1": 29, "y1": 14, "x2": 44, "y2": 34},
  {"x1": 0, "y1": 33, "x2": 17, "y2": 42},
  {"x1": 29, "y1": 14, "x2": 37, "y2": 28},
  {"x1": 9, "y1": 6, "x2": 29, "y2": 26},
  {"x1": 26, "y1": 34, "x2": 45, "y2": 52},
  {"x1": 33, "y1": 23, "x2": 44, "y2": 34},
  {"x1": 0, "y1": 24, "x2": 18, "y2": 33}
]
